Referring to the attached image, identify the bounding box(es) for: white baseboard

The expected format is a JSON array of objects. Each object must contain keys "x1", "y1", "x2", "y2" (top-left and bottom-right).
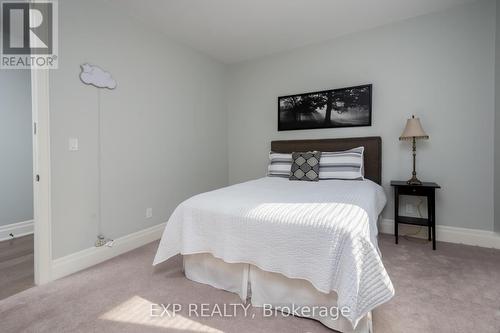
[
  {"x1": 0, "y1": 220, "x2": 34, "y2": 241},
  {"x1": 48, "y1": 219, "x2": 500, "y2": 281},
  {"x1": 379, "y1": 218, "x2": 500, "y2": 249},
  {"x1": 51, "y1": 223, "x2": 166, "y2": 281}
]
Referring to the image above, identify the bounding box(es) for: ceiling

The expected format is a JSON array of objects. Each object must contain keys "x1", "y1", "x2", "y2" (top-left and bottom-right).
[{"x1": 113, "y1": 0, "x2": 474, "y2": 64}]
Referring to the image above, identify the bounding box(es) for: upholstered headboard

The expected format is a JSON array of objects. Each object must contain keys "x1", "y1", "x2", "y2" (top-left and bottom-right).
[{"x1": 270, "y1": 136, "x2": 382, "y2": 184}]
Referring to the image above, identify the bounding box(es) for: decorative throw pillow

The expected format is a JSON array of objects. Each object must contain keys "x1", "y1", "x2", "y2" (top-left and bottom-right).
[
  {"x1": 267, "y1": 152, "x2": 293, "y2": 178},
  {"x1": 319, "y1": 147, "x2": 364, "y2": 180},
  {"x1": 289, "y1": 151, "x2": 322, "y2": 181}
]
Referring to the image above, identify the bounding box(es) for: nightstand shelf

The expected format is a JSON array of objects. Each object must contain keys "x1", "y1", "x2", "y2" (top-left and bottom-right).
[
  {"x1": 396, "y1": 216, "x2": 429, "y2": 226},
  {"x1": 390, "y1": 181, "x2": 441, "y2": 250}
]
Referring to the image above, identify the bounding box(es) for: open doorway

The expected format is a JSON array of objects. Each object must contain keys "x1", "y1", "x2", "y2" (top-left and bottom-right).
[{"x1": 0, "y1": 69, "x2": 34, "y2": 299}]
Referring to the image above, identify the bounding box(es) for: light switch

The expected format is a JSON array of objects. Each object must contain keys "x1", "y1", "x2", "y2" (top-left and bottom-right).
[{"x1": 69, "y1": 138, "x2": 79, "y2": 151}]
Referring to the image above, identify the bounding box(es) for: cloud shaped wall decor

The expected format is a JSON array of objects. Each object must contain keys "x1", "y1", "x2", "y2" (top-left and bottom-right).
[{"x1": 79, "y1": 63, "x2": 117, "y2": 89}]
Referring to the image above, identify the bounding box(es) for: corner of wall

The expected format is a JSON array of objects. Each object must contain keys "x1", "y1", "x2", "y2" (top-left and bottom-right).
[{"x1": 495, "y1": 0, "x2": 500, "y2": 233}]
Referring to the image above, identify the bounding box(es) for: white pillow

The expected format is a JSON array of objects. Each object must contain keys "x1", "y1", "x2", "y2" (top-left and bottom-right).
[
  {"x1": 318, "y1": 147, "x2": 364, "y2": 180},
  {"x1": 267, "y1": 152, "x2": 292, "y2": 178}
]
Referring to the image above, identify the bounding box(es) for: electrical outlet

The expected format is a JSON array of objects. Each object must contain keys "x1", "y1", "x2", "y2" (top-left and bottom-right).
[
  {"x1": 146, "y1": 208, "x2": 153, "y2": 219},
  {"x1": 405, "y1": 203, "x2": 415, "y2": 215},
  {"x1": 68, "y1": 137, "x2": 79, "y2": 151}
]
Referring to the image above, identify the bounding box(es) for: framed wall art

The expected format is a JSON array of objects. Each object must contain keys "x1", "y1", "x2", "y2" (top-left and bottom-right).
[{"x1": 278, "y1": 84, "x2": 372, "y2": 131}]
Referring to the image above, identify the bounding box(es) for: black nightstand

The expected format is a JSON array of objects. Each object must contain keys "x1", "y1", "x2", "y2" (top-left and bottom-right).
[{"x1": 390, "y1": 181, "x2": 441, "y2": 250}]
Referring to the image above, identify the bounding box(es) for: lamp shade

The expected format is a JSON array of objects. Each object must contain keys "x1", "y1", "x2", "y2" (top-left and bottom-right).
[{"x1": 399, "y1": 116, "x2": 429, "y2": 140}]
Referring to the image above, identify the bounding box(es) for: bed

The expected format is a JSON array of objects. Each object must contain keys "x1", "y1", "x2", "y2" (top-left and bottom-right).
[{"x1": 153, "y1": 137, "x2": 394, "y2": 332}]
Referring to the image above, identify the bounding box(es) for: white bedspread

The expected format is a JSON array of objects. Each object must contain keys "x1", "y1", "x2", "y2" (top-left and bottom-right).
[{"x1": 153, "y1": 177, "x2": 394, "y2": 328}]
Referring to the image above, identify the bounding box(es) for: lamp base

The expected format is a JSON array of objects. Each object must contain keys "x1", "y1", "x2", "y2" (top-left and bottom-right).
[{"x1": 407, "y1": 175, "x2": 422, "y2": 186}]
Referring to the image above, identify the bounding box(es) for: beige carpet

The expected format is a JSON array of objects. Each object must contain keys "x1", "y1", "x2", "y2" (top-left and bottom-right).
[{"x1": 0, "y1": 234, "x2": 499, "y2": 333}]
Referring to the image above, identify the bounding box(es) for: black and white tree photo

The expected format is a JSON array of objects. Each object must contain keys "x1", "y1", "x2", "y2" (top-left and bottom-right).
[{"x1": 278, "y1": 84, "x2": 372, "y2": 131}]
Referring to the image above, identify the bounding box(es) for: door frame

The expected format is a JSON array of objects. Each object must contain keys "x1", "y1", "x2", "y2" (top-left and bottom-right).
[{"x1": 31, "y1": 68, "x2": 52, "y2": 285}]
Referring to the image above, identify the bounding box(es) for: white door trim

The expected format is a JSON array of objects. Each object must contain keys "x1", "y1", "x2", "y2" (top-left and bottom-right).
[{"x1": 31, "y1": 67, "x2": 52, "y2": 285}]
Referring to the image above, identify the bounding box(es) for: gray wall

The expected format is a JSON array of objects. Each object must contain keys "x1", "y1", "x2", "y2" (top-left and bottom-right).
[
  {"x1": 227, "y1": 1, "x2": 496, "y2": 231},
  {"x1": 495, "y1": 0, "x2": 500, "y2": 233},
  {"x1": 50, "y1": 0, "x2": 499, "y2": 259},
  {"x1": 0, "y1": 70, "x2": 33, "y2": 226},
  {"x1": 50, "y1": 0, "x2": 228, "y2": 258}
]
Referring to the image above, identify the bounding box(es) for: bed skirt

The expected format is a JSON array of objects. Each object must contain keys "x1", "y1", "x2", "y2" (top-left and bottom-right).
[{"x1": 183, "y1": 253, "x2": 372, "y2": 333}]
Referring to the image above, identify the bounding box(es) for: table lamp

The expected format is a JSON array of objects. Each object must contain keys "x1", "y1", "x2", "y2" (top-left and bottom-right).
[{"x1": 399, "y1": 115, "x2": 429, "y2": 185}]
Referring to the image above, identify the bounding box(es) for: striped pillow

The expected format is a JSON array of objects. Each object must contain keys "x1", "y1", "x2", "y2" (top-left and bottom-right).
[
  {"x1": 267, "y1": 152, "x2": 292, "y2": 178},
  {"x1": 319, "y1": 147, "x2": 365, "y2": 180}
]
